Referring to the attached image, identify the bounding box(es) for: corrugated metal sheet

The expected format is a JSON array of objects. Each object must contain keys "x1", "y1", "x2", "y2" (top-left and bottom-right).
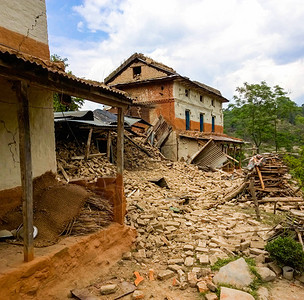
[{"x1": 190, "y1": 139, "x2": 227, "y2": 169}]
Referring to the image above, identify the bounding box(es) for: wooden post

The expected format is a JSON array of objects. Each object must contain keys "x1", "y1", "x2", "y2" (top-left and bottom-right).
[
  {"x1": 249, "y1": 176, "x2": 261, "y2": 220},
  {"x1": 16, "y1": 81, "x2": 34, "y2": 262},
  {"x1": 84, "y1": 128, "x2": 93, "y2": 160},
  {"x1": 115, "y1": 107, "x2": 125, "y2": 224},
  {"x1": 107, "y1": 131, "x2": 112, "y2": 162}
]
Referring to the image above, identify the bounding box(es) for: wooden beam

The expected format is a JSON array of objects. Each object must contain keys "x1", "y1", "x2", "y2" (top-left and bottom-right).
[
  {"x1": 16, "y1": 80, "x2": 34, "y2": 262},
  {"x1": 115, "y1": 107, "x2": 125, "y2": 224},
  {"x1": 107, "y1": 132, "x2": 112, "y2": 162},
  {"x1": 84, "y1": 128, "x2": 93, "y2": 160}
]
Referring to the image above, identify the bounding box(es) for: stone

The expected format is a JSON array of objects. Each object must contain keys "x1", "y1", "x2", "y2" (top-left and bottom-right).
[
  {"x1": 199, "y1": 254, "x2": 209, "y2": 265},
  {"x1": 157, "y1": 270, "x2": 175, "y2": 281},
  {"x1": 257, "y1": 286, "x2": 269, "y2": 300},
  {"x1": 220, "y1": 287, "x2": 254, "y2": 300},
  {"x1": 201, "y1": 267, "x2": 212, "y2": 276},
  {"x1": 247, "y1": 219, "x2": 260, "y2": 226},
  {"x1": 185, "y1": 250, "x2": 194, "y2": 256},
  {"x1": 184, "y1": 256, "x2": 194, "y2": 267},
  {"x1": 100, "y1": 284, "x2": 118, "y2": 295},
  {"x1": 207, "y1": 281, "x2": 217, "y2": 292},
  {"x1": 250, "y1": 240, "x2": 265, "y2": 249},
  {"x1": 168, "y1": 264, "x2": 182, "y2": 273},
  {"x1": 267, "y1": 261, "x2": 282, "y2": 276},
  {"x1": 213, "y1": 258, "x2": 253, "y2": 288},
  {"x1": 168, "y1": 258, "x2": 184, "y2": 265},
  {"x1": 256, "y1": 267, "x2": 276, "y2": 282},
  {"x1": 197, "y1": 280, "x2": 208, "y2": 293},
  {"x1": 183, "y1": 244, "x2": 194, "y2": 251},
  {"x1": 196, "y1": 247, "x2": 209, "y2": 253},
  {"x1": 205, "y1": 293, "x2": 218, "y2": 300},
  {"x1": 132, "y1": 290, "x2": 145, "y2": 299},
  {"x1": 209, "y1": 255, "x2": 219, "y2": 266},
  {"x1": 187, "y1": 271, "x2": 198, "y2": 287},
  {"x1": 249, "y1": 248, "x2": 268, "y2": 256},
  {"x1": 255, "y1": 254, "x2": 265, "y2": 264},
  {"x1": 240, "y1": 241, "x2": 250, "y2": 251},
  {"x1": 122, "y1": 252, "x2": 132, "y2": 260}
]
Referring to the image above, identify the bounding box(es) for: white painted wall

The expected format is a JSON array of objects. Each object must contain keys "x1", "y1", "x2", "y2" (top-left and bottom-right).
[
  {"x1": 173, "y1": 82, "x2": 223, "y2": 127},
  {"x1": 0, "y1": 78, "x2": 56, "y2": 190},
  {"x1": 0, "y1": 0, "x2": 48, "y2": 44}
]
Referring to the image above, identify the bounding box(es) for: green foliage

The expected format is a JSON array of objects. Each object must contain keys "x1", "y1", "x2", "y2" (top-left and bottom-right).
[
  {"x1": 211, "y1": 256, "x2": 238, "y2": 271},
  {"x1": 265, "y1": 236, "x2": 304, "y2": 271},
  {"x1": 51, "y1": 54, "x2": 84, "y2": 112},
  {"x1": 224, "y1": 81, "x2": 304, "y2": 152}
]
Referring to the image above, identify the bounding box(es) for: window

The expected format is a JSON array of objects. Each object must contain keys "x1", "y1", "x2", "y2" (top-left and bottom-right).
[
  {"x1": 200, "y1": 113, "x2": 204, "y2": 132},
  {"x1": 185, "y1": 110, "x2": 190, "y2": 130},
  {"x1": 211, "y1": 99, "x2": 215, "y2": 106},
  {"x1": 133, "y1": 66, "x2": 141, "y2": 78},
  {"x1": 200, "y1": 95, "x2": 203, "y2": 102},
  {"x1": 185, "y1": 89, "x2": 189, "y2": 97},
  {"x1": 212, "y1": 116, "x2": 215, "y2": 132}
]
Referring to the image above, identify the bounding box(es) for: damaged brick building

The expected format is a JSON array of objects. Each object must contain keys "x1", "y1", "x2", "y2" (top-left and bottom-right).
[{"x1": 105, "y1": 53, "x2": 242, "y2": 164}]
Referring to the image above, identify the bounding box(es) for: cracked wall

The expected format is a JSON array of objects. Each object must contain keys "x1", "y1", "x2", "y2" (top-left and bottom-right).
[
  {"x1": 0, "y1": 78, "x2": 56, "y2": 190},
  {"x1": 0, "y1": 0, "x2": 49, "y2": 59}
]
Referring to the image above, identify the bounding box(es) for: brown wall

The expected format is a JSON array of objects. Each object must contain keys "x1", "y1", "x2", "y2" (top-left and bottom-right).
[{"x1": 109, "y1": 62, "x2": 168, "y2": 85}]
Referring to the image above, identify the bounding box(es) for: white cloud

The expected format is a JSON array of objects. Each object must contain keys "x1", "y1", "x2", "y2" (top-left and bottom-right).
[{"x1": 49, "y1": 0, "x2": 304, "y2": 106}]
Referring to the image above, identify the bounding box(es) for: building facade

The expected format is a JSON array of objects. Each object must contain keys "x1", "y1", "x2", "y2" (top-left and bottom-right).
[{"x1": 105, "y1": 53, "x2": 228, "y2": 134}]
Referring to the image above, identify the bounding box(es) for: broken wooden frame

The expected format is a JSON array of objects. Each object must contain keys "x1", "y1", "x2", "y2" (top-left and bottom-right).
[{"x1": 0, "y1": 50, "x2": 132, "y2": 262}]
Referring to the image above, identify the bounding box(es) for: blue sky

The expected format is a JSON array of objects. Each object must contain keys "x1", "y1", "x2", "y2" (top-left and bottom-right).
[{"x1": 45, "y1": 0, "x2": 304, "y2": 110}]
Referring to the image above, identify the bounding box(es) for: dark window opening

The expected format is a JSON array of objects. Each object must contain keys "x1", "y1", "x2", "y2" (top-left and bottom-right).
[
  {"x1": 211, "y1": 99, "x2": 215, "y2": 106},
  {"x1": 133, "y1": 66, "x2": 141, "y2": 78},
  {"x1": 185, "y1": 89, "x2": 189, "y2": 97},
  {"x1": 200, "y1": 95, "x2": 203, "y2": 102},
  {"x1": 161, "y1": 86, "x2": 164, "y2": 90},
  {"x1": 200, "y1": 113, "x2": 204, "y2": 132},
  {"x1": 185, "y1": 110, "x2": 190, "y2": 130},
  {"x1": 212, "y1": 116, "x2": 215, "y2": 132}
]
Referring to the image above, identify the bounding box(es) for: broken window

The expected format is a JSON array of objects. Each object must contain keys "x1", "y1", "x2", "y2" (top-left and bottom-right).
[{"x1": 133, "y1": 66, "x2": 141, "y2": 78}]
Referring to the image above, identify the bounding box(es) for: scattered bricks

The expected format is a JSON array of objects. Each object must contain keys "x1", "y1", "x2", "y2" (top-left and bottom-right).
[
  {"x1": 199, "y1": 254, "x2": 209, "y2": 265},
  {"x1": 207, "y1": 281, "x2": 217, "y2": 292},
  {"x1": 268, "y1": 261, "x2": 282, "y2": 276},
  {"x1": 208, "y1": 242, "x2": 219, "y2": 248},
  {"x1": 255, "y1": 254, "x2": 265, "y2": 264},
  {"x1": 192, "y1": 267, "x2": 201, "y2": 274},
  {"x1": 185, "y1": 250, "x2": 194, "y2": 256},
  {"x1": 180, "y1": 282, "x2": 189, "y2": 290},
  {"x1": 250, "y1": 240, "x2": 265, "y2": 249},
  {"x1": 250, "y1": 248, "x2": 268, "y2": 256},
  {"x1": 141, "y1": 214, "x2": 154, "y2": 219},
  {"x1": 166, "y1": 221, "x2": 180, "y2": 228},
  {"x1": 198, "y1": 240, "x2": 207, "y2": 248},
  {"x1": 183, "y1": 244, "x2": 194, "y2": 251},
  {"x1": 137, "y1": 249, "x2": 146, "y2": 258},
  {"x1": 210, "y1": 237, "x2": 228, "y2": 247},
  {"x1": 165, "y1": 226, "x2": 178, "y2": 232},
  {"x1": 168, "y1": 264, "x2": 183, "y2": 273},
  {"x1": 146, "y1": 225, "x2": 154, "y2": 233},
  {"x1": 122, "y1": 252, "x2": 132, "y2": 260},
  {"x1": 195, "y1": 247, "x2": 209, "y2": 253},
  {"x1": 160, "y1": 236, "x2": 170, "y2": 245},
  {"x1": 187, "y1": 271, "x2": 198, "y2": 288},
  {"x1": 149, "y1": 269, "x2": 155, "y2": 281},
  {"x1": 184, "y1": 257, "x2": 194, "y2": 267},
  {"x1": 240, "y1": 241, "x2": 250, "y2": 251},
  {"x1": 157, "y1": 270, "x2": 175, "y2": 281},
  {"x1": 248, "y1": 219, "x2": 260, "y2": 226},
  {"x1": 197, "y1": 280, "x2": 208, "y2": 293},
  {"x1": 100, "y1": 284, "x2": 118, "y2": 295},
  {"x1": 209, "y1": 255, "x2": 218, "y2": 266},
  {"x1": 134, "y1": 271, "x2": 144, "y2": 286},
  {"x1": 137, "y1": 219, "x2": 147, "y2": 226},
  {"x1": 205, "y1": 293, "x2": 218, "y2": 300},
  {"x1": 177, "y1": 269, "x2": 187, "y2": 282},
  {"x1": 168, "y1": 258, "x2": 184, "y2": 265},
  {"x1": 132, "y1": 290, "x2": 144, "y2": 299},
  {"x1": 201, "y1": 267, "x2": 212, "y2": 277},
  {"x1": 172, "y1": 277, "x2": 180, "y2": 286}
]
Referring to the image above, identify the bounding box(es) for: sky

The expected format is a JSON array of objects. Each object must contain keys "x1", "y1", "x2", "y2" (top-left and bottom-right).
[{"x1": 45, "y1": 0, "x2": 304, "y2": 110}]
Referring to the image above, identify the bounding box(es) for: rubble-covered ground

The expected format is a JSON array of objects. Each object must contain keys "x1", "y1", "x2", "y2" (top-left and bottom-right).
[{"x1": 71, "y1": 158, "x2": 304, "y2": 300}]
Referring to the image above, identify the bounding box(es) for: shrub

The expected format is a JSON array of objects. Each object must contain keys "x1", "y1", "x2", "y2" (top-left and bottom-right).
[{"x1": 265, "y1": 236, "x2": 304, "y2": 271}]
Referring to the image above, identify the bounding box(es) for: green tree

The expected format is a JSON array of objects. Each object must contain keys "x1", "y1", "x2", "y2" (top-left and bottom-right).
[{"x1": 51, "y1": 54, "x2": 84, "y2": 112}]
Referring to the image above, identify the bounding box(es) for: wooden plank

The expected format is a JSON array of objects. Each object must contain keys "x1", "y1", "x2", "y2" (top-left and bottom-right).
[
  {"x1": 255, "y1": 166, "x2": 265, "y2": 190},
  {"x1": 57, "y1": 162, "x2": 70, "y2": 182},
  {"x1": 16, "y1": 80, "x2": 34, "y2": 262},
  {"x1": 259, "y1": 197, "x2": 303, "y2": 203},
  {"x1": 84, "y1": 128, "x2": 93, "y2": 160},
  {"x1": 115, "y1": 107, "x2": 125, "y2": 224},
  {"x1": 124, "y1": 133, "x2": 152, "y2": 157},
  {"x1": 107, "y1": 132, "x2": 112, "y2": 161}
]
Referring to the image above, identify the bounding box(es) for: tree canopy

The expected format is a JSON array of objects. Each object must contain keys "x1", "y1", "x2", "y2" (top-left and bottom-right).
[
  {"x1": 51, "y1": 54, "x2": 84, "y2": 112},
  {"x1": 224, "y1": 81, "x2": 304, "y2": 152}
]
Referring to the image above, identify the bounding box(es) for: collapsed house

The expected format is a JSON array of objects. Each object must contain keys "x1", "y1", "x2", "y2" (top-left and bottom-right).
[{"x1": 104, "y1": 53, "x2": 243, "y2": 168}]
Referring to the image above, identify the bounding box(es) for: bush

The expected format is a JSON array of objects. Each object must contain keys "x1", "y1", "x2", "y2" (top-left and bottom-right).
[{"x1": 265, "y1": 236, "x2": 304, "y2": 271}]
